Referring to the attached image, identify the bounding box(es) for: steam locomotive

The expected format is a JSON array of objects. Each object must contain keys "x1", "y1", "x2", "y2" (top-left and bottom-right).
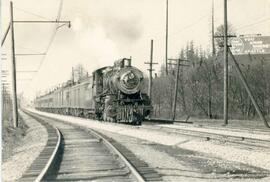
[{"x1": 35, "y1": 58, "x2": 152, "y2": 124}]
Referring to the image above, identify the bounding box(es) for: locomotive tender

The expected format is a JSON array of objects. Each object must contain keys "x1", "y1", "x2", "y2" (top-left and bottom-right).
[{"x1": 35, "y1": 58, "x2": 151, "y2": 124}]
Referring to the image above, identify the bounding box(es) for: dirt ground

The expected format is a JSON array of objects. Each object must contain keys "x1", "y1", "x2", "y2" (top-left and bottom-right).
[
  {"x1": 2, "y1": 111, "x2": 48, "y2": 181},
  {"x1": 2, "y1": 114, "x2": 29, "y2": 162}
]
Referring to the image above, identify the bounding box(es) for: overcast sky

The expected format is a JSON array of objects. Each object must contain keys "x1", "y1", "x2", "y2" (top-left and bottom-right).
[{"x1": 1, "y1": 0, "x2": 270, "y2": 100}]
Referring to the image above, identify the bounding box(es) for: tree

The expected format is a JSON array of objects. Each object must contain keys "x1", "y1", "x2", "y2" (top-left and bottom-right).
[
  {"x1": 214, "y1": 23, "x2": 236, "y2": 52},
  {"x1": 151, "y1": 39, "x2": 270, "y2": 122},
  {"x1": 72, "y1": 63, "x2": 88, "y2": 82}
]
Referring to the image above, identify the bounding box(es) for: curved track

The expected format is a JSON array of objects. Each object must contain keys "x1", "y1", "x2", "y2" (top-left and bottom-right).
[
  {"x1": 19, "y1": 111, "x2": 61, "y2": 182},
  {"x1": 21, "y1": 111, "x2": 146, "y2": 182}
]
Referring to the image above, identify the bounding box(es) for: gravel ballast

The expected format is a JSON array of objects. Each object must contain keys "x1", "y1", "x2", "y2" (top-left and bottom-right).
[
  {"x1": 2, "y1": 111, "x2": 48, "y2": 182},
  {"x1": 95, "y1": 130, "x2": 270, "y2": 181}
]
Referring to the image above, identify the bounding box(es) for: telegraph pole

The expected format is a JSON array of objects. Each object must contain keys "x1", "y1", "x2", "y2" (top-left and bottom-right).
[
  {"x1": 210, "y1": 1, "x2": 215, "y2": 118},
  {"x1": 223, "y1": 0, "x2": 229, "y2": 125},
  {"x1": 148, "y1": 40, "x2": 154, "y2": 100},
  {"x1": 165, "y1": 0, "x2": 169, "y2": 75},
  {"x1": 10, "y1": 1, "x2": 18, "y2": 128},
  {"x1": 211, "y1": 0, "x2": 216, "y2": 56},
  {"x1": 145, "y1": 39, "x2": 158, "y2": 100},
  {"x1": 5, "y1": 2, "x2": 71, "y2": 128},
  {"x1": 172, "y1": 59, "x2": 180, "y2": 121},
  {"x1": 168, "y1": 58, "x2": 189, "y2": 121}
]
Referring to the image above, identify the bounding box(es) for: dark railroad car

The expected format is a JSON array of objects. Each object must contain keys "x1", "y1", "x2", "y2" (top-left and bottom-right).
[{"x1": 35, "y1": 58, "x2": 152, "y2": 124}]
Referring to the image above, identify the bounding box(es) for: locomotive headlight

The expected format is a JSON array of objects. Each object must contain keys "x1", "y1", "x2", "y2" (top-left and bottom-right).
[
  {"x1": 113, "y1": 67, "x2": 144, "y2": 94},
  {"x1": 121, "y1": 71, "x2": 140, "y2": 90}
]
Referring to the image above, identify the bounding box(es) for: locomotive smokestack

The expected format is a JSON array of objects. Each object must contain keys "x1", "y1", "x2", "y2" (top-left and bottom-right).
[
  {"x1": 127, "y1": 59, "x2": 131, "y2": 67},
  {"x1": 129, "y1": 56, "x2": 132, "y2": 66}
]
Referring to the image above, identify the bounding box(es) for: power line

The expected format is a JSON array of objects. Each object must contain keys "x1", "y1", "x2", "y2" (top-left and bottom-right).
[
  {"x1": 13, "y1": 20, "x2": 70, "y2": 24},
  {"x1": 2, "y1": 2, "x2": 51, "y2": 20},
  {"x1": 112, "y1": 1, "x2": 224, "y2": 70},
  {"x1": 17, "y1": 79, "x2": 33, "y2": 81},
  {"x1": 235, "y1": 17, "x2": 270, "y2": 31},
  {"x1": 13, "y1": 6, "x2": 51, "y2": 20},
  {"x1": 2, "y1": 53, "x2": 46, "y2": 56},
  {"x1": 146, "y1": 2, "x2": 223, "y2": 64},
  {"x1": 171, "y1": 14, "x2": 209, "y2": 37},
  {"x1": 35, "y1": 0, "x2": 64, "y2": 72},
  {"x1": 16, "y1": 53, "x2": 46, "y2": 56},
  {"x1": 151, "y1": 1, "x2": 224, "y2": 42},
  {"x1": 2, "y1": 0, "x2": 69, "y2": 97},
  {"x1": 17, "y1": 70, "x2": 38, "y2": 73},
  {"x1": 17, "y1": 45, "x2": 43, "y2": 54},
  {"x1": 153, "y1": 13, "x2": 209, "y2": 42}
]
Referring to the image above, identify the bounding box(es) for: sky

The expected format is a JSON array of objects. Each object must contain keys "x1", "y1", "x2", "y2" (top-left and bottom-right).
[{"x1": 1, "y1": 0, "x2": 270, "y2": 100}]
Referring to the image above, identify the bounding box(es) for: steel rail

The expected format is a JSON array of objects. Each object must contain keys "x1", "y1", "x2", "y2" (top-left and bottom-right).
[
  {"x1": 192, "y1": 125, "x2": 270, "y2": 136},
  {"x1": 26, "y1": 110, "x2": 146, "y2": 181},
  {"x1": 161, "y1": 126, "x2": 270, "y2": 143},
  {"x1": 35, "y1": 127, "x2": 61, "y2": 182},
  {"x1": 89, "y1": 129, "x2": 146, "y2": 182},
  {"x1": 143, "y1": 124, "x2": 270, "y2": 149},
  {"x1": 22, "y1": 110, "x2": 62, "y2": 182}
]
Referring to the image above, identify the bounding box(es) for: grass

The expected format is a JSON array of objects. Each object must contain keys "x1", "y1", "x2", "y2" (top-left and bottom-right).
[{"x1": 2, "y1": 108, "x2": 28, "y2": 162}]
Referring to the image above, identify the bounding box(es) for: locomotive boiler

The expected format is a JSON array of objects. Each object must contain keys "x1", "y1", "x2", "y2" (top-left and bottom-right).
[{"x1": 35, "y1": 58, "x2": 151, "y2": 125}]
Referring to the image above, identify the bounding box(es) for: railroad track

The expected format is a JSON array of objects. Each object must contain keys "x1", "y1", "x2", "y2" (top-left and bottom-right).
[
  {"x1": 186, "y1": 119, "x2": 270, "y2": 133},
  {"x1": 142, "y1": 124, "x2": 270, "y2": 149},
  {"x1": 193, "y1": 124, "x2": 270, "y2": 135},
  {"x1": 20, "y1": 111, "x2": 162, "y2": 182},
  {"x1": 19, "y1": 112, "x2": 61, "y2": 182}
]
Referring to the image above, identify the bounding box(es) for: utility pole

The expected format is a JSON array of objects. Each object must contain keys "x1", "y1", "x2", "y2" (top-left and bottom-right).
[
  {"x1": 168, "y1": 58, "x2": 189, "y2": 121},
  {"x1": 172, "y1": 59, "x2": 180, "y2": 121},
  {"x1": 228, "y1": 49, "x2": 270, "y2": 128},
  {"x1": 4, "y1": 2, "x2": 71, "y2": 128},
  {"x1": 211, "y1": 0, "x2": 216, "y2": 56},
  {"x1": 10, "y1": 1, "x2": 18, "y2": 128},
  {"x1": 148, "y1": 40, "x2": 154, "y2": 100},
  {"x1": 165, "y1": 0, "x2": 169, "y2": 75},
  {"x1": 223, "y1": 0, "x2": 229, "y2": 125},
  {"x1": 145, "y1": 39, "x2": 158, "y2": 101},
  {"x1": 210, "y1": 0, "x2": 215, "y2": 119}
]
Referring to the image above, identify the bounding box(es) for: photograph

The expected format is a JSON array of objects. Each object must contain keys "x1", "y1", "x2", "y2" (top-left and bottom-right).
[{"x1": 1, "y1": 0, "x2": 270, "y2": 181}]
